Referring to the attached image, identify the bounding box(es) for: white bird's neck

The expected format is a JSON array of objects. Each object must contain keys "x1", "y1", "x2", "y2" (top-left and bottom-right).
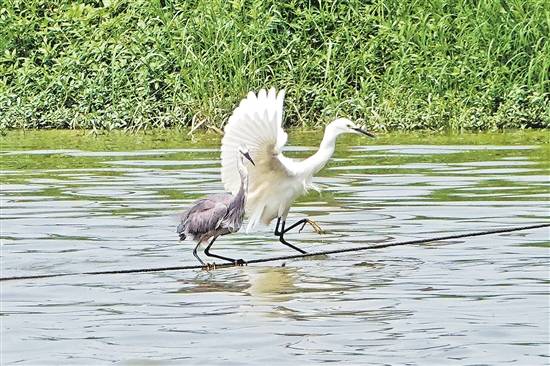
[{"x1": 300, "y1": 127, "x2": 339, "y2": 176}]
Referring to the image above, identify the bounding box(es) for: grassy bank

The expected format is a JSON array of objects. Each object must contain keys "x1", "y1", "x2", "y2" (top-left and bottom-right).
[{"x1": 1, "y1": 0, "x2": 549, "y2": 131}]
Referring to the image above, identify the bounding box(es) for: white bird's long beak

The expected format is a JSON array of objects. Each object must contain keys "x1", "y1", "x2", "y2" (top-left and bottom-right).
[{"x1": 352, "y1": 125, "x2": 376, "y2": 138}]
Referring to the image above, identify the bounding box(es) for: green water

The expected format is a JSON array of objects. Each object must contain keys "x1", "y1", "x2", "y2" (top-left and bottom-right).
[{"x1": 1, "y1": 130, "x2": 549, "y2": 365}]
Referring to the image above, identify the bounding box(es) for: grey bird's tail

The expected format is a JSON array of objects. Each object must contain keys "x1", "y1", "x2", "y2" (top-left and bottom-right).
[{"x1": 176, "y1": 222, "x2": 186, "y2": 241}]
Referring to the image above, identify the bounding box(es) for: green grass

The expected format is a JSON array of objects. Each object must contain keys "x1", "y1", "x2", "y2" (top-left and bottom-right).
[{"x1": 1, "y1": 0, "x2": 549, "y2": 131}]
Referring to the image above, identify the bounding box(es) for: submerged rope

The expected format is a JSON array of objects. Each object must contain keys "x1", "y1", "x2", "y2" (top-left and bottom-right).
[{"x1": 2, "y1": 223, "x2": 548, "y2": 282}]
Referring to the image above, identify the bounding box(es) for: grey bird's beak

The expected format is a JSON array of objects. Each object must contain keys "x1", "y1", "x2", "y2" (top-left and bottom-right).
[
  {"x1": 352, "y1": 127, "x2": 376, "y2": 138},
  {"x1": 242, "y1": 151, "x2": 255, "y2": 166}
]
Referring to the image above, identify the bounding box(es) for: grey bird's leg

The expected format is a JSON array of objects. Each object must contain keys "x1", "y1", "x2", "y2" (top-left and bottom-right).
[
  {"x1": 274, "y1": 217, "x2": 308, "y2": 254},
  {"x1": 193, "y1": 241, "x2": 205, "y2": 265},
  {"x1": 204, "y1": 236, "x2": 246, "y2": 266}
]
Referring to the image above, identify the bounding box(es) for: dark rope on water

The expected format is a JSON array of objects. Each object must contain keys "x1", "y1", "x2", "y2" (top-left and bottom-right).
[{"x1": 2, "y1": 223, "x2": 548, "y2": 282}]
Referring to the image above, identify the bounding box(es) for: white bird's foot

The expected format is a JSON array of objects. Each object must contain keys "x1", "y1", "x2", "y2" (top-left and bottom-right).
[{"x1": 298, "y1": 219, "x2": 325, "y2": 234}]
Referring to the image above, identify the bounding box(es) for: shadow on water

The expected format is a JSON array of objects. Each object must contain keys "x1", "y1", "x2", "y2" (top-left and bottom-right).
[{"x1": 1, "y1": 132, "x2": 549, "y2": 365}]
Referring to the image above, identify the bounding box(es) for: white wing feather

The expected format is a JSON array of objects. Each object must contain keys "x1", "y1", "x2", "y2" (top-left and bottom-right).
[{"x1": 221, "y1": 88, "x2": 294, "y2": 231}]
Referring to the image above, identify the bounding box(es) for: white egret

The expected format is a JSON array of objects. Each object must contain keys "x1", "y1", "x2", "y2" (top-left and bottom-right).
[{"x1": 221, "y1": 88, "x2": 375, "y2": 253}]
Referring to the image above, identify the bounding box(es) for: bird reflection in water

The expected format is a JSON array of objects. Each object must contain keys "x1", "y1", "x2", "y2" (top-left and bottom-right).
[{"x1": 175, "y1": 265, "x2": 298, "y2": 304}]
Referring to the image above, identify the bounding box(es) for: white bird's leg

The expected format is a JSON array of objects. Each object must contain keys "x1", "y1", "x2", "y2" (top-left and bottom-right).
[
  {"x1": 274, "y1": 218, "x2": 308, "y2": 254},
  {"x1": 204, "y1": 236, "x2": 246, "y2": 266},
  {"x1": 274, "y1": 217, "x2": 283, "y2": 236},
  {"x1": 278, "y1": 217, "x2": 324, "y2": 235}
]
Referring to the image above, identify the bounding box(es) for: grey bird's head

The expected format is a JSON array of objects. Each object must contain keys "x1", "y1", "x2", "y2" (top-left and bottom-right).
[{"x1": 237, "y1": 144, "x2": 255, "y2": 178}]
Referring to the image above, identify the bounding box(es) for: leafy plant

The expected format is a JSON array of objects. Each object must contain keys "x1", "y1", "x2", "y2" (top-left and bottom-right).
[{"x1": 1, "y1": 0, "x2": 548, "y2": 131}]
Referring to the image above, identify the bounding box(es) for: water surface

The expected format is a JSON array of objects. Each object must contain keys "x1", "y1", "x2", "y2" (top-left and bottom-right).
[{"x1": 1, "y1": 132, "x2": 549, "y2": 365}]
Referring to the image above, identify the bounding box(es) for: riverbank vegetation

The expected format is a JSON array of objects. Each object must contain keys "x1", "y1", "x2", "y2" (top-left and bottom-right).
[{"x1": 1, "y1": 0, "x2": 548, "y2": 131}]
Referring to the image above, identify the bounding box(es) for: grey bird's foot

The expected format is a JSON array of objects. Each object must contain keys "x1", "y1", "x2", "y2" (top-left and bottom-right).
[
  {"x1": 234, "y1": 259, "x2": 247, "y2": 266},
  {"x1": 202, "y1": 262, "x2": 217, "y2": 271}
]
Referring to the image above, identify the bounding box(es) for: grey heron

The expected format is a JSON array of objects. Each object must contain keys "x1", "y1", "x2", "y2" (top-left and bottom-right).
[
  {"x1": 221, "y1": 88, "x2": 375, "y2": 254},
  {"x1": 177, "y1": 145, "x2": 255, "y2": 266}
]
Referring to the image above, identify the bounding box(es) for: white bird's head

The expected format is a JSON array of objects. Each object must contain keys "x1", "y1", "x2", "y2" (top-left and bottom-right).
[{"x1": 328, "y1": 118, "x2": 376, "y2": 138}]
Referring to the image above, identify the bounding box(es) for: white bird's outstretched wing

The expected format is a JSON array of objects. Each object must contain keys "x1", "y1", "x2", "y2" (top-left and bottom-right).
[
  {"x1": 221, "y1": 88, "x2": 293, "y2": 230},
  {"x1": 221, "y1": 88, "x2": 290, "y2": 193}
]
